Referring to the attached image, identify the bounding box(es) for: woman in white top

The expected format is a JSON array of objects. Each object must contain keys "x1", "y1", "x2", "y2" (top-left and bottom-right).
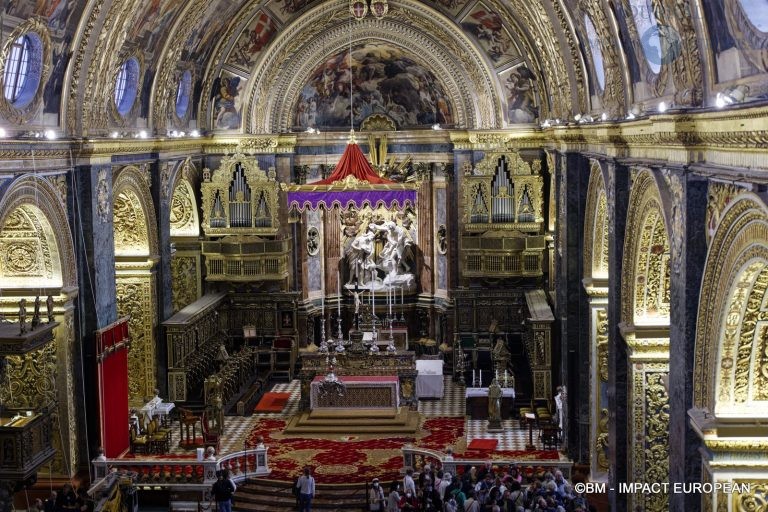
[{"x1": 386, "y1": 482, "x2": 401, "y2": 512}]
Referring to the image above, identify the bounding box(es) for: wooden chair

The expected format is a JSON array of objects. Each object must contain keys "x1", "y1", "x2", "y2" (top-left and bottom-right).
[
  {"x1": 130, "y1": 425, "x2": 149, "y2": 454},
  {"x1": 147, "y1": 419, "x2": 170, "y2": 454},
  {"x1": 178, "y1": 408, "x2": 200, "y2": 448}
]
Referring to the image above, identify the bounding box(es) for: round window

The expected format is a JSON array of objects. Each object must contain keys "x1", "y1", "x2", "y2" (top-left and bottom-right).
[
  {"x1": 175, "y1": 70, "x2": 192, "y2": 119},
  {"x1": 584, "y1": 15, "x2": 606, "y2": 91},
  {"x1": 114, "y1": 57, "x2": 140, "y2": 117},
  {"x1": 3, "y1": 32, "x2": 44, "y2": 109},
  {"x1": 738, "y1": 0, "x2": 768, "y2": 33}
]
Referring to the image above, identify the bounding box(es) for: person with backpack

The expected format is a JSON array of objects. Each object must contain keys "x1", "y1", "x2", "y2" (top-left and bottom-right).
[
  {"x1": 211, "y1": 469, "x2": 236, "y2": 512},
  {"x1": 296, "y1": 467, "x2": 316, "y2": 512}
]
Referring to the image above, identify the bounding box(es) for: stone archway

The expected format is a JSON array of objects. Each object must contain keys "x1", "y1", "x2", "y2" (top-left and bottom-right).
[
  {"x1": 168, "y1": 159, "x2": 202, "y2": 313},
  {"x1": 619, "y1": 168, "x2": 671, "y2": 512},
  {"x1": 582, "y1": 159, "x2": 609, "y2": 480},
  {"x1": 0, "y1": 174, "x2": 80, "y2": 476},
  {"x1": 692, "y1": 191, "x2": 768, "y2": 510},
  {"x1": 112, "y1": 166, "x2": 159, "y2": 404}
]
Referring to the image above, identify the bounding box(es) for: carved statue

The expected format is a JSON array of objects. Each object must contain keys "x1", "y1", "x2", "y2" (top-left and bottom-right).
[
  {"x1": 492, "y1": 337, "x2": 510, "y2": 373},
  {"x1": 18, "y1": 299, "x2": 27, "y2": 334},
  {"x1": 31, "y1": 296, "x2": 41, "y2": 330},
  {"x1": 371, "y1": 221, "x2": 412, "y2": 277},
  {"x1": 347, "y1": 231, "x2": 375, "y2": 285},
  {"x1": 555, "y1": 385, "x2": 567, "y2": 450},
  {"x1": 46, "y1": 295, "x2": 54, "y2": 323},
  {"x1": 488, "y1": 378, "x2": 503, "y2": 424}
]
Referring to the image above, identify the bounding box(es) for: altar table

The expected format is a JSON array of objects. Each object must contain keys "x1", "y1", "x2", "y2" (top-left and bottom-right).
[
  {"x1": 310, "y1": 375, "x2": 400, "y2": 410},
  {"x1": 465, "y1": 387, "x2": 516, "y2": 419},
  {"x1": 415, "y1": 359, "x2": 444, "y2": 399}
]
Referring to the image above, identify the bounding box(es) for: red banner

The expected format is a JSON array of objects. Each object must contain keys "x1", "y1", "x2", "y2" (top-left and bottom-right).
[{"x1": 95, "y1": 317, "x2": 130, "y2": 458}]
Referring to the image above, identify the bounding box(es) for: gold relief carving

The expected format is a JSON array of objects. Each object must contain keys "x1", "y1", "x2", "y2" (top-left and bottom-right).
[
  {"x1": 170, "y1": 181, "x2": 197, "y2": 235},
  {"x1": 237, "y1": 138, "x2": 279, "y2": 153},
  {"x1": 724, "y1": 0, "x2": 768, "y2": 74},
  {"x1": 596, "y1": 408, "x2": 609, "y2": 471},
  {"x1": 161, "y1": 163, "x2": 172, "y2": 201},
  {"x1": 694, "y1": 195, "x2": 768, "y2": 410},
  {"x1": 46, "y1": 175, "x2": 68, "y2": 207},
  {"x1": 663, "y1": 0, "x2": 703, "y2": 106},
  {"x1": 171, "y1": 256, "x2": 198, "y2": 313},
  {"x1": 597, "y1": 309, "x2": 608, "y2": 382},
  {"x1": 0, "y1": 343, "x2": 57, "y2": 408},
  {"x1": 401, "y1": 379, "x2": 414, "y2": 399},
  {"x1": 116, "y1": 278, "x2": 157, "y2": 402},
  {"x1": 734, "y1": 266, "x2": 768, "y2": 403},
  {"x1": 2, "y1": 241, "x2": 40, "y2": 275},
  {"x1": 583, "y1": 160, "x2": 608, "y2": 279},
  {"x1": 617, "y1": 0, "x2": 668, "y2": 97},
  {"x1": 0, "y1": 18, "x2": 52, "y2": 124},
  {"x1": 706, "y1": 183, "x2": 745, "y2": 247},
  {"x1": 732, "y1": 481, "x2": 768, "y2": 512},
  {"x1": 63, "y1": 313, "x2": 78, "y2": 473},
  {"x1": 65, "y1": 0, "x2": 104, "y2": 134},
  {"x1": 96, "y1": 169, "x2": 110, "y2": 223},
  {"x1": 580, "y1": 2, "x2": 626, "y2": 115},
  {"x1": 631, "y1": 365, "x2": 669, "y2": 512},
  {"x1": 114, "y1": 192, "x2": 149, "y2": 254}
]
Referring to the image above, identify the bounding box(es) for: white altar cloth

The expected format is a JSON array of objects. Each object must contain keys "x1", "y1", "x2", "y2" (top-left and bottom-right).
[{"x1": 416, "y1": 359, "x2": 444, "y2": 398}]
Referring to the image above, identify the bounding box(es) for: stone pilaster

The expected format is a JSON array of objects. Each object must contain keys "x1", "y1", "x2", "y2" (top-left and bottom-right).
[
  {"x1": 153, "y1": 160, "x2": 173, "y2": 397},
  {"x1": 665, "y1": 170, "x2": 707, "y2": 511},
  {"x1": 606, "y1": 161, "x2": 629, "y2": 512}
]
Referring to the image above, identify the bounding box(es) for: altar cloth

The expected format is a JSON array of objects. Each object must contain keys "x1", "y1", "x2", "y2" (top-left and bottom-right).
[{"x1": 310, "y1": 375, "x2": 400, "y2": 410}]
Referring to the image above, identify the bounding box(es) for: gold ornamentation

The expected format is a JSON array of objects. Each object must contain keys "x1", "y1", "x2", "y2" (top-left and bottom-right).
[
  {"x1": 200, "y1": 153, "x2": 280, "y2": 236},
  {"x1": 731, "y1": 480, "x2": 768, "y2": 512},
  {"x1": 0, "y1": 18, "x2": 53, "y2": 124},
  {"x1": 579, "y1": 3, "x2": 626, "y2": 115},
  {"x1": 621, "y1": 169, "x2": 670, "y2": 325},
  {"x1": 596, "y1": 408, "x2": 609, "y2": 471},
  {"x1": 361, "y1": 114, "x2": 396, "y2": 132},
  {"x1": 237, "y1": 138, "x2": 279, "y2": 153},
  {"x1": 706, "y1": 182, "x2": 745, "y2": 246},
  {"x1": 0, "y1": 343, "x2": 57, "y2": 409},
  {"x1": 661, "y1": 169, "x2": 684, "y2": 275},
  {"x1": 597, "y1": 309, "x2": 608, "y2": 382},
  {"x1": 583, "y1": 160, "x2": 609, "y2": 279},
  {"x1": 693, "y1": 194, "x2": 768, "y2": 411},
  {"x1": 116, "y1": 278, "x2": 157, "y2": 403},
  {"x1": 171, "y1": 256, "x2": 198, "y2": 313},
  {"x1": 46, "y1": 175, "x2": 68, "y2": 207},
  {"x1": 114, "y1": 191, "x2": 150, "y2": 255},
  {"x1": 170, "y1": 180, "x2": 198, "y2": 236}
]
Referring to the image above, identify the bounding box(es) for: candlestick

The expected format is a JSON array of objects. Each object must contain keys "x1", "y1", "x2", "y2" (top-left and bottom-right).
[
  {"x1": 480, "y1": 370, "x2": 483, "y2": 386},
  {"x1": 472, "y1": 370, "x2": 476, "y2": 386}
]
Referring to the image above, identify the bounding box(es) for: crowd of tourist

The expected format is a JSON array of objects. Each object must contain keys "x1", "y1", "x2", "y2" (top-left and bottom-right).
[{"x1": 367, "y1": 464, "x2": 594, "y2": 512}]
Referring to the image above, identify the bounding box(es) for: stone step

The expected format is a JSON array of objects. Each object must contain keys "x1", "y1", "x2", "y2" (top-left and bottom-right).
[{"x1": 233, "y1": 479, "x2": 368, "y2": 512}]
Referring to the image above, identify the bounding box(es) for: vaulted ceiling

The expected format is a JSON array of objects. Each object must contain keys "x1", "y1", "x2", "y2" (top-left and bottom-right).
[{"x1": 2, "y1": 0, "x2": 767, "y2": 136}]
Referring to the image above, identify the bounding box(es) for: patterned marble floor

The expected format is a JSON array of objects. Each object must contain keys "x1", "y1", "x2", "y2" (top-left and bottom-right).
[{"x1": 159, "y1": 375, "x2": 533, "y2": 456}]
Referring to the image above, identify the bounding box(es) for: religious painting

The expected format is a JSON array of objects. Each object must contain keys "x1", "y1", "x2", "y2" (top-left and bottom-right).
[
  {"x1": 268, "y1": 0, "x2": 317, "y2": 21},
  {"x1": 294, "y1": 42, "x2": 453, "y2": 131},
  {"x1": 225, "y1": 11, "x2": 278, "y2": 72},
  {"x1": 280, "y1": 311, "x2": 294, "y2": 329},
  {"x1": 127, "y1": 0, "x2": 187, "y2": 57},
  {"x1": 460, "y1": 3, "x2": 520, "y2": 67},
  {"x1": 182, "y1": 0, "x2": 242, "y2": 65},
  {"x1": 211, "y1": 71, "x2": 247, "y2": 130},
  {"x1": 500, "y1": 65, "x2": 538, "y2": 124},
  {"x1": 428, "y1": 0, "x2": 471, "y2": 17},
  {"x1": 4, "y1": 0, "x2": 81, "y2": 31}
]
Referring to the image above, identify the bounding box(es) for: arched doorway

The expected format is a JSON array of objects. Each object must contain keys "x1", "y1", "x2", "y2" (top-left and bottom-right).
[
  {"x1": 0, "y1": 174, "x2": 79, "y2": 476},
  {"x1": 619, "y1": 168, "x2": 671, "y2": 511},
  {"x1": 112, "y1": 166, "x2": 159, "y2": 404},
  {"x1": 693, "y1": 190, "x2": 768, "y2": 510},
  {"x1": 582, "y1": 159, "x2": 609, "y2": 480}
]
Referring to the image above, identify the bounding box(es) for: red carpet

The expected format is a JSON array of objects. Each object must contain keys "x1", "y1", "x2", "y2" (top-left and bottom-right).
[
  {"x1": 232, "y1": 417, "x2": 560, "y2": 484},
  {"x1": 255, "y1": 392, "x2": 291, "y2": 413},
  {"x1": 468, "y1": 438, "x2": 498, "y2": 451}
]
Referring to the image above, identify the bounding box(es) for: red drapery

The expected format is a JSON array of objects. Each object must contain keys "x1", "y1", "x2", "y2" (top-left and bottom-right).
[
  {"x1": 316, "y1": 143, "x2": 394, "y2": 185},
  {"x1": 96, "y1": 318, "x2": 130, "y2": 458}
]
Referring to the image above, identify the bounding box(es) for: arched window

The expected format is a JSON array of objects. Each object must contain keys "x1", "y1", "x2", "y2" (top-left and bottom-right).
[
  {"x1": 584, "y1": 15, "x2": 606, "y2": 91},
  {"x1": 630, "y1": 0, "x2": 662, "y2": 73},
  {"x1": 114, "y1": 57, "x2": 140, "y2": 117},
  {"x1": 738, "y1": 0, "x2": 768, "y2": 32},
  {"x1": 175, "y1": 70, "x2": 192, "y2": 119},
  {"x1": 3, "y1": 32, "x2": 44, "y2": 108}
]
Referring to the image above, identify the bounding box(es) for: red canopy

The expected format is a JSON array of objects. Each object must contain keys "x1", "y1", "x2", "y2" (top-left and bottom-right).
[{"x1": 316, "y1": 142, "x2": 394, "y2": 185}]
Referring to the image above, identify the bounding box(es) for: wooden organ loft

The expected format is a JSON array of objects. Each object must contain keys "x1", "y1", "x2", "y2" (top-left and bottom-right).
[
  {"x1": 460, "y1": 150, "x2": 546, "y2": 280},
  {"x1": 200, "y1": 154, "x2": 290, "y2": 283}
]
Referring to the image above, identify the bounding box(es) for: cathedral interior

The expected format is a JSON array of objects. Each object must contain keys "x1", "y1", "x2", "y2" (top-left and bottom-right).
[{"x1": 0, "y1": 0, "x2": 767, "y2": 511}]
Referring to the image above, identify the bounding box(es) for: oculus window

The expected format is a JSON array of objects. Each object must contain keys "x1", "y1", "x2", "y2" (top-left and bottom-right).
[
  {"x1": 175, "y1": 70, "x2": 192, "y2": 119},
  {"x1": 584, "y1": 15, "x2": 606, "y2": 91},
  {"x1": 3, "y1": 33, "x2": 43, "y2": 108},
  {"x1": 114, "y1": 57, "x2": 140, "y2": 117}
]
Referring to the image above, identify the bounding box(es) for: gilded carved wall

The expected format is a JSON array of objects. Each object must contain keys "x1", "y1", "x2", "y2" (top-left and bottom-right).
[
  {"x1": 171, "y1": 255, "x2": 200, "y2": 313},
  {"x1": 116, "y1": 277, "x2": 157, "y2": 402}
]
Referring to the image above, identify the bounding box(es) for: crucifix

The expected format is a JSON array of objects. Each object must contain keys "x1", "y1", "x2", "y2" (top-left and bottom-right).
[{"x1": 353, "y1": 281, "x2": 361, "y2": 330}]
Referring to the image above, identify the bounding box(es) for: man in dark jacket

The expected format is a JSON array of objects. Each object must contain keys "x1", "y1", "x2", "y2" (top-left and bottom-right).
[{"x1": 211, "y1": 469, "x2": 236, "y2": 512}]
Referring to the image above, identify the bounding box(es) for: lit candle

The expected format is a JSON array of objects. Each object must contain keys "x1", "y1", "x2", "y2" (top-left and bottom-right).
[
  {"x1": 504, "y1": 369, "x2": 508, "y2": 386},
  {"x1": 401, "y1": 286, "x2": 404, "y2": 307},
  {"x1": 337, "y1": 271, "x2": 341, "y2": 317},
  {"x1": 472, "y1": 370, "x2": 476, "y2": 385},
  {"x1": 480, "y1": 370, "x2": 483, "y2": 386},
  {"x1": 495, "y1": 370, "x2": 498, "y2": 381},
  {"x1": 389, "y1": 285, "x2": 392, "y2": 316}
]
